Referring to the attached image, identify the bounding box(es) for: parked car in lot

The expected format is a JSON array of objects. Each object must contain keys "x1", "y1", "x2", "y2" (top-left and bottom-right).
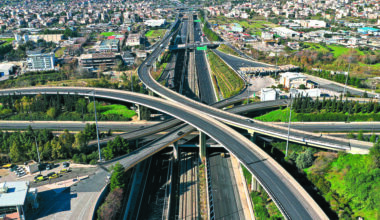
[
  {"x1": 59, "y1": 168, "x2": 71, "y2": 174},
  {"x1": 46, "y1": 163, "x2": 56, "y2": 170},
  {"x1": 34, "y1": 175, "x2": 47, "y2": 183},
  {"x1": 63, "y1": 162, "x2": 70, "y2": 168},
  {"x1": 49, "y1": 173, "x2": 59, "y2": 179},
  {"x1": 47, "y1": 172, "x2": 56, "y2": 178}
]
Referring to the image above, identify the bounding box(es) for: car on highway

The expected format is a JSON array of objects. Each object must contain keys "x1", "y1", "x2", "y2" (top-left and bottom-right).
[
  {"x1": 247, "y1": 119, "x2": 255, "y2": 123},
  {"x1": 177, "y1": 131, "x2": 184, "y2": 136}
]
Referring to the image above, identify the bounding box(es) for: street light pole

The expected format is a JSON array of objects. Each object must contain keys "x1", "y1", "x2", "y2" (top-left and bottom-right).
[
  {"x1": 246, "y1": 74, "x2": 249, "y2": 105},
  {"x1": 285, "y1": 95, "x2": 294, "y2": 158},
  {"x1": 35, "y1": 137, "x2": 41, "y2": 164},
  {"x1": 343, "y1": 60, "x2": 351, "y2": 99},
  {"x1": 93, "y1": 91, "x2": 102, "y2": 162}
]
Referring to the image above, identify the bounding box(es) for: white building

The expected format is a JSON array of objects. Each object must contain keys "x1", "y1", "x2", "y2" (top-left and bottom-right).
[
  {"x1": 280, "y1": 72, "x2": 307, "y2": 88},
  {"x1": 300, "y1": 20, "x2": 327, "y2": 28},
  {"x1": 273, "y1": 27, "x2": 300, "y2": 39},
  {"x1": 125, "y1": 33, "x2": 140, "y2": 46},
  {"x1": 26, "y1": 50, "x2": 55, "y2": 71},
  {"x1": 0, "y1": 63, "x2": 16, "y2": 77},
  {"x1": 144, "y1": 19, "x2": 166, "y2": 27},
  {"x1": 290, "y1": 88, "x2": 321, "y2": 97},
  {"x1": 0, "y1": 181, "x2": 38, "y2": 220},
  {"x1": 260, "y1": 88, "x2": 278, "y2": 101},
  {"x1": 27, "y1": 34, "x2": 64, "y2": 44}
]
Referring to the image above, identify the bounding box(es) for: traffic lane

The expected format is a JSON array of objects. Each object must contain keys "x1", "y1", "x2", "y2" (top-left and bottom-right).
[
  {"x1": 276, "y1": 122, "x2": 380, "y2": 132},
  {"x1": 209, "y1": 151, "x2": 242, "y2": 220},
  {"x1": 137, "y1": 152, "x2": 171, "y2": 219},
  {"x1": 0, "y1": 121, "x2": 158, "y2": 131},
  {"x1": 194, "y1": 21, "x2": 216, "y2": 104},
  {"x1": 228, "y1": 99, "x2": 289, "y2": 114},
  {"x1": 213, "y1": 49, "x2": 272, "y2": 69},
  {"x1": 195, "y1": 50, "x2": 216, "y2": 104}
]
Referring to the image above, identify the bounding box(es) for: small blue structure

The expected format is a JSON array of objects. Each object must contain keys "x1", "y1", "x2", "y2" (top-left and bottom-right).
[{"x1": 358, "y1": 27, "x2": 379, "y2": 34}]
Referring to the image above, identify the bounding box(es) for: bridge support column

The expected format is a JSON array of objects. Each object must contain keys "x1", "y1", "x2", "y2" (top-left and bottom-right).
[
  {"x1": 251, "y1": 177, "x2": 260, "y2": 192},
  {"x1": 148, "y1": 90, "x2": 154, "y2": 96},
  {"x1": 199, "y1": 131, "x2": 206, "y2": 158},
  {"x1": 135, "y1": 138, "x2": 139, "y2": 148},
  {"x1": 172, "y1": 141, "x2": 179, "y2": 161},
  {"x1": 136, "y1": 104, "x2": 141, "y2": 121},
  {"x1": 248, "y1": 130, "x2": 256, "y2": 142}
]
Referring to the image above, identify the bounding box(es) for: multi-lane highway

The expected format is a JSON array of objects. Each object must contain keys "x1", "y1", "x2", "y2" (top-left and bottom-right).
[
  {"x1": 3, "y1": 14, "x2": 373, "y2": 220},
  {"x1": 0, "y1": 15, "x2": 365, "y2": 219},
  {"x1": 194, "y1": 17, "x2": 217, "y2": 104},
  {"x1": 208, "y1": 151, "x2": 244, "y2": 220}
]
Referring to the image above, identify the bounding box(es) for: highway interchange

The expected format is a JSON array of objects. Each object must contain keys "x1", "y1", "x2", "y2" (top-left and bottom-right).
[{"x1": 1, "y1": 12, "x2": 377, "y2": 220}]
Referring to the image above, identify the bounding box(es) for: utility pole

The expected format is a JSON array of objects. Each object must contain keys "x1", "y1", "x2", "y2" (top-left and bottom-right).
[
  {"x1": 35, "y1": 137, "x2": 41, "y2": 164},
  {"x1": 285, "y1": 94, "x2": 294, "y2": 158},
  {"x1": 93, "y1": 91, "x2": 102, "y2": 162},
  {"x1": 343, "y1": 59, "x2": 351, "y2": 99},
  {"x1": 246, "y1": 74, "x2": 249, "y2": 105},
  {"x1": 275, "y1": 48, "x2": 278, "y2": 79}
]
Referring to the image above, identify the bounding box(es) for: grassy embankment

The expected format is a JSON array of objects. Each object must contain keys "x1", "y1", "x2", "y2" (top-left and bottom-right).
[
  {"x1": 100, "y1": 104, "x2": 136, "y2": 118},
  {"x1": 217, "y1": 44, "x2": 239, "y2": 57},
  {"x1": 270, "y1": 141, "x2": 380, "y2": 219},
  {"x1": 209, "y1": 16, "x2": 278, "y2": 36},
  {"x1": 1, "y1": 38, "x2": 14, "y2": 45},
  {"x1": 241, "y1": 165, "x2": 283, "y2": 219},
  {"x1": 145, "y1": 29, "x2": 166, "y2": 45},
  {"x1": 151, "y1": 52, "x2": 171, "y2": 80},
  {"x1": 206, "y1": 50, "x2": 244, "y2": 98},
  {"x1": 4, "y1": 103, "x2": 136, "y2": 121},
  {"x1": 100, "y1": 32, "x2": 115, "y2": 37},
  {"x1": 255, "y1": 108, "x2": 380, "y2": 122},
  {"x1": 303, "y1": 42, "x2": 380, "y2": 77},
  {"x1": 55, "y1": 47, "x2": 66, "y2": 58}
]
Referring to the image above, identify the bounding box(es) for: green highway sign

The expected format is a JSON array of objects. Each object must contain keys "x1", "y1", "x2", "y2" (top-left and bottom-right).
[
  {"x1": 194, "y1": 19, "x2": 201, "y2": 22},
  {"x1": 197, "y1": 46, "x2": 207, "y2": 51}
]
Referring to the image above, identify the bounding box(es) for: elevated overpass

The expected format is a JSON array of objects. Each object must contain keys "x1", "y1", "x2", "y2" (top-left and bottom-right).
[
  {"x1": 0, "y1": 86, "x2": 328, "y2": 220},
  {"x1": 169, "y1": 41, "x2": 223, "y2": 50}
]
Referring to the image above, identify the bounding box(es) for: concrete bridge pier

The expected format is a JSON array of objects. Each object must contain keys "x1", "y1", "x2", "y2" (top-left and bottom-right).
[
  {"x1": 136, "y1": 104, "x2": 141, "y2": 120},
  {"x1": 199, "y1": 131, "x2": 206, "y2": 158},
  {"x1": 148, "y1": 90, "x2": 154, "y2": 96},
  {"x1": 172, "y1": 141, "x2": 179, "y2": 161},
  {"x1": 251, "y1": 177, "x2": 261, "y2": 192},
  {"x1": 248, "y1": 130, "x2": 256, "y2": 142}
]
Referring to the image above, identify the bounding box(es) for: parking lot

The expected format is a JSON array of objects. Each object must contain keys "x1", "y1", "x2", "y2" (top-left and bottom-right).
[{"x1": 0, "y1": 162, "x2": 97, "y2": 187}]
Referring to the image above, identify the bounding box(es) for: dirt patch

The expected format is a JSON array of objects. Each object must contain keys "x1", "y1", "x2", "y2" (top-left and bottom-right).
[{"x1": 0, "y1": 169, "x2": 9, "y2": 177}]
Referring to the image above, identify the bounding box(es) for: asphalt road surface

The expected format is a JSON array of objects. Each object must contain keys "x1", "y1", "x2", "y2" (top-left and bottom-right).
[
  {"x1": 134, "y1": 150, "x2": 172, "y2": 220},
  {"x1": 194, "y1": 20, "x2": 217, "y2": 104},
  {"x1": 0, "y1": 121, "x2": 158, "y2": 131},
  {"x1": 213, "y1": 49, "x2": 272, "y2": 70},
  {"x1": 208, "y1": 151, "x2": 244, "y2": 220}
]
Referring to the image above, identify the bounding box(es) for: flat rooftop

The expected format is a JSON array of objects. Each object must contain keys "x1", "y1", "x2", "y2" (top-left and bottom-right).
[{"x1": 0, "y1": 181, "x2": 29, "y2": 207}]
